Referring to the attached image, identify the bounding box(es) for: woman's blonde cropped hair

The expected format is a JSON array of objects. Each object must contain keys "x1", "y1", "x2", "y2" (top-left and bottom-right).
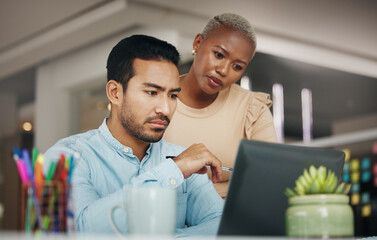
[{"x1": 201, "y1": 13, "x2": 257, "y2": 46}]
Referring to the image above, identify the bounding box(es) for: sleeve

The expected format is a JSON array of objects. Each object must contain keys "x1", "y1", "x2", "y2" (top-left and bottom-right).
[
  {"x1": 244, "y1": 92, "x2": 278, "y2": 142},
  {"x1": 175, "y1": 174, "x2": 224, "y2": 237},
  {"x1": 72, "y1": 157, "x2": 125, "y2": 233},
  {"x1": 73, "y1": 156, "x2": 183, "y2": 234},
  {"x1": 45, "y1": 142, "x2": 184, "y2": 234}
]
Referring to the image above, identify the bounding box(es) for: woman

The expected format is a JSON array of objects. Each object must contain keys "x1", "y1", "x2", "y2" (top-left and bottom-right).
[{"x1": 164, "y1": 13, "x2": 277, "y2": 198}]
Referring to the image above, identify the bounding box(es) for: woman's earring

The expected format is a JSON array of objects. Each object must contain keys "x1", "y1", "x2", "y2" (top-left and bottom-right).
[{"x1": 191, "y1": 49, "x2": 197, "y2": 56}]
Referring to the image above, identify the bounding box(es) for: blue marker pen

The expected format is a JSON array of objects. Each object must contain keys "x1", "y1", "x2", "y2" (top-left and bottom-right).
[
  {"x1": 13, "y1": 147, "x2": 23, "y2": 159},
  {"x1": 22, "y1": 149, "x2": 34, "y2": 181}
]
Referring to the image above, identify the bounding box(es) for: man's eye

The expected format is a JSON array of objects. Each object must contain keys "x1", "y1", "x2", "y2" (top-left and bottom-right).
[
  {"x1": 170, "y1": 94, "x2": 178, "y2": 99},
  {"x1": 233, "y1": 64, "x2": 243, "y2": 71},
  {"x1": 214, "y1": 51, "x2": 224, "y2": 59},
  {"x1": 146, "y1": 91, "x2": 157, "y2": 95}
]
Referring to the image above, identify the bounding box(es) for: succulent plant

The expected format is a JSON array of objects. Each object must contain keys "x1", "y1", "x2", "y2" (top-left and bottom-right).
[{"x1": 285, "y1": 165, "x2": 351, "y2": 198}]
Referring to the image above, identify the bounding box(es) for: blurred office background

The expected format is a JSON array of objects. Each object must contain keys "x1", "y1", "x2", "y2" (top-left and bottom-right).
[{"x1": 0, "y1": 0, "x2": 376, "y2": 235}]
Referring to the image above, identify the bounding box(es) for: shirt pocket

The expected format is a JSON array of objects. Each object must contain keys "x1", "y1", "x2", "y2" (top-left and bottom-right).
[{"x1": 176, "y1": 192, "x2": 188, "y2": 228}]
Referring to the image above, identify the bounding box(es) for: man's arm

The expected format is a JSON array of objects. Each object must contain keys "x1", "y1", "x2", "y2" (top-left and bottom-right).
[
  {"x1": 46, "y1": 141, "x2": 224, "y2": 234},
  {"x1": 176, "y1": 173, "x2": 224, "y2": 237},
  {"x1": 166, "y1": 143, "x2": 225, "y2": 236},
  {"x1": 45, "y1": 143, "x2": 184, "y2": 234}
]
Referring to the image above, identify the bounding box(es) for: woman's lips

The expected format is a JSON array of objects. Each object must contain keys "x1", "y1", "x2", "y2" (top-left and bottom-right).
[{"x1": 207, "y1": 76, "x2": 223, "y2": 88}]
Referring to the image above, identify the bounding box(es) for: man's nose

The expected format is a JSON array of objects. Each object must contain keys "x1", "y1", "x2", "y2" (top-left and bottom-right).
[{"x1": 155, "y1": 97, "x2": 171, "y2": 116}]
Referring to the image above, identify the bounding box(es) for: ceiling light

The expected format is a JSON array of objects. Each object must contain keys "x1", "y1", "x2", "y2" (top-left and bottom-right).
[{"x1": 22, "y1": 122, "x2": 33, "y2": 132}]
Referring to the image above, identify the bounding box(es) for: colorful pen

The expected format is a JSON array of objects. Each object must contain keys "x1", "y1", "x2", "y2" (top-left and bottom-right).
[
  {"x1": 13, "y1": 147, "x2": 23, "y2": 159},
  {"x1": 34, "y1": 154, "x2": 45, "y2": 200},
  {"x1": 53, "y1": 154, "x2": 65, "y2": 181},
  {"x1": 13, "y1": 147, "x2": 44, "y2": 232},
  {"x1": 12, "y1": 149, "x2": 29, "y2": 183},
  {"x1": 25, "y1": 186, "x2": 33, "y2": 234},
  {"x1": 16, "y1": 158, "x2": 29, "y2": 183},
  {"x1": 67, "y1": 155, "x2": 75, "y2": 183},
  {"x1": 22, "y1": 149, "x2": 34, "y2": 181},
  {"x1": 46, "y1": 161, "x2": 57, "y2": 181},
  {"x1": 31, "y1": 147, "x2": 39, "y2": 169}
]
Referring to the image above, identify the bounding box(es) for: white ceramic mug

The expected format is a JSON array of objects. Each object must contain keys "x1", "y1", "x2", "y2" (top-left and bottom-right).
[{"x1": 108, "y1": 187, "x2": 177, "y2": 237}]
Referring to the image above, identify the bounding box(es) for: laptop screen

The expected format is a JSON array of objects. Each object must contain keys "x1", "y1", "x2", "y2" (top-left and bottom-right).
[{"x1": 218, "y1": 140, "x2": 345, "y2": 236}]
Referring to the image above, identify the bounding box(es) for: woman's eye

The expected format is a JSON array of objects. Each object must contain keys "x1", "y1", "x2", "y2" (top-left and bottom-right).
[
  {"x1": 233, "y1": 64, "x2": 243, "y2": 71},
  {"x1": 214, "y1": 51, "x2": 224, "y2": 59}
]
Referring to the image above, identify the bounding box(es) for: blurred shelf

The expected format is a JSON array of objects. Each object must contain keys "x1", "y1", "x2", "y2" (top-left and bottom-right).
[{"x1": 290, "y1": 128, "x2": 377, "y2": 148}]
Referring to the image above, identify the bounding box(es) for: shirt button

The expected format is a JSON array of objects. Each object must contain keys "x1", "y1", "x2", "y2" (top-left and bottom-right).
[
  {"x1": 170, "y1": 179, "x2": 177, "y2": 185},
  {"x1": 124, "y1": 148, "x2": 129, "y2": 153}
]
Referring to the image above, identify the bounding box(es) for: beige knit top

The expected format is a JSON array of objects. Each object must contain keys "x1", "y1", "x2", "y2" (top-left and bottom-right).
[{"x1": 163, "y1": 84, "x2": 277, "y2": 198}]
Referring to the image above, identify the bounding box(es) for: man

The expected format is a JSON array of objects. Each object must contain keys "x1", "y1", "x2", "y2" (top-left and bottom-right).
[{"x1": 45, "y1": 35, "x2": 224, "y2": 237}]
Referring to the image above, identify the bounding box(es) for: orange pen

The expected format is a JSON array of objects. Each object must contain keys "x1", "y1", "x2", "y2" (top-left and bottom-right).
[{"x1": 34, "y1": 153, "x2": 45, "y2": 200}]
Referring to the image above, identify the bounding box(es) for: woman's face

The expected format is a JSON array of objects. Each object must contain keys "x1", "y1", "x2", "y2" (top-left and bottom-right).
[{"x1": 192, "y1": 27, "x2": 255, "y2": 95}]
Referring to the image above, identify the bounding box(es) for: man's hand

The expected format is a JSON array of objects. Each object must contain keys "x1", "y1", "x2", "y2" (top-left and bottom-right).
[{"x1": 172, "y1": 143, "x2": 223, "y2": 183}]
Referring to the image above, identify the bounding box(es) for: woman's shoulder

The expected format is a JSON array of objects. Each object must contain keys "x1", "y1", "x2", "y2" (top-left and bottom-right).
[{"x1": 229, "y1": 84, "x2": 272, "y2": 107}]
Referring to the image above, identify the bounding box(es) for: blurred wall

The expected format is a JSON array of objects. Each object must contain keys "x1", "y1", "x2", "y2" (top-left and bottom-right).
[{"x1": 35, "y1": 27, "x2": 191, "y2": 151}]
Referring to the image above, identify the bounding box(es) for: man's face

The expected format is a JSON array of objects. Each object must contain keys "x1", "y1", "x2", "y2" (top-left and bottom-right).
[{"x1": 120, "y1": 58, "x2": 180, "y2": 143}]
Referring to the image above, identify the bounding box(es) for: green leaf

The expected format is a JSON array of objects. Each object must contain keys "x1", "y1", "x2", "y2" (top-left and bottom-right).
[
  {"x1": 298, "y1": 176, "x2": 310, "y2": 193},
  {"x1": 295, "y1": 181, "x2": 305, "y2": 195},
  {"x1": 285, "y1": 188, "x2": 297, "y2": 198},
  {"x1": 309, "y1": 179, "x2": 320, "y2": 194},
  {"x1": 303, "y1": 169, "x2": 312, "y2": 183},
  {"x1": 324, "y1": 174, "x2": 338, "y2": 193},
  {"x1": 285, "y1": 165, "x2": 349, "y2": 197},
  {"x1": 335, "y1": 182, "x2": 345, "y2": 194},
  {"x1": 309, "y1": 165, "x2": 317, "y2": 179},
  {"x1": 324, "y1": 171, "x2": 334, "y2": 185},
  {"x1": 295, "y1": 180, "x2": 303, "y2": 190},
  {"x1": 342, "y1": 184, "x2": 351, "y2": 194},
  {"x1": 317, "y1": 166, "x2": 327, "y2": 183},
  {"x1": 330, "y1": 175, "x2": 338, "y2": 193}
]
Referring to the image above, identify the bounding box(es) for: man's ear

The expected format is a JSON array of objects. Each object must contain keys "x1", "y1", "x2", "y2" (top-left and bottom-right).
[
  {"x1": 106, "y1": 80, "x2": 123, "y2": 106},
  {"x1": 193, "y1": 33, "x2": 203, "y2": 52}
]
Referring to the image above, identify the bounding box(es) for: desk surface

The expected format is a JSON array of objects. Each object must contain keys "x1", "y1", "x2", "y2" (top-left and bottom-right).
[{"x1": 0, "y1": 232, "x2": 372, "y2": 240}]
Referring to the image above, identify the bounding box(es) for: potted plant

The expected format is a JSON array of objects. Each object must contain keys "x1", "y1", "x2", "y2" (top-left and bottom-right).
[{"x1": 285, "y1": 165, "x2": 354, "y2": 238}]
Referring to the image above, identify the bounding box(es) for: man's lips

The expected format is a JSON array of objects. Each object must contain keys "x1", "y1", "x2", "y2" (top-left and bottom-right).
[
  {"x1": 146, "y1": 115, "x2": 170, "y2": 129},
  {"x1": 148, "y1": 120, "x2": 168, "y2": 128},
  {"x1": 207, "y1": 76, "x2": 223, "y2": 87}
]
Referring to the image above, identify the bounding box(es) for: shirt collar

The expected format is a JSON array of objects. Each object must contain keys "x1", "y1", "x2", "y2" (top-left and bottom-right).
[{"x1": 99, "y1": 118, "x2": 153, "y2": 157}]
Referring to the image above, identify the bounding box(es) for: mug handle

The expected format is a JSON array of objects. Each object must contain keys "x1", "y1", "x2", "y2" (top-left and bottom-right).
[{"x1": 108, "y1": 204, "x2": 127, "y2": 237}]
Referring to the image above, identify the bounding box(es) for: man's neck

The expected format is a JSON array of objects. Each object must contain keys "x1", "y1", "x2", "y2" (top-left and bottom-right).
[{"x1": 106, "y1": 117, "x2": 149, "y2": 162}]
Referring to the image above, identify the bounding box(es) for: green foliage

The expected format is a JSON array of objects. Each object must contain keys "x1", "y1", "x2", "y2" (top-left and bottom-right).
[{"x1": 285, "y1": 165, "x2": 351, "y2": 198}]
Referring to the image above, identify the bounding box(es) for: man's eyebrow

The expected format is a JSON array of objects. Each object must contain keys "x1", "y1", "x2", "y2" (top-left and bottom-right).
[
  {"x1": 142, "y1": 82, "x2": 165, "y2": 90},
  {"x1": 142, "y1": 82, "x2": 181, "y2": 92},
  {"x1": 215, "y1": 45, "x2": 248, "y2": 65},
  {"x1": 170, "y1": 87, "x2": 181, "y2": 92}
]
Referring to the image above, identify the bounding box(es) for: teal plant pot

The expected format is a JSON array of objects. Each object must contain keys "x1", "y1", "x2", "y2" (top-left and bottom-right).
[{"x1": 286, "y1": 194, "x2": 354, "y2": 237}]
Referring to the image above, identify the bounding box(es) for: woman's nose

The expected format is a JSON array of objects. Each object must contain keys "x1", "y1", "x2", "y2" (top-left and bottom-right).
[{"x1": 216, "y1": 61, "x2": 230, "y2": 77}]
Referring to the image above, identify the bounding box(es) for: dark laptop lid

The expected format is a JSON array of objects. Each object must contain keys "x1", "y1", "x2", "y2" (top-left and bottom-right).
[{"x1": 218, "y1": 140, "x2": 345, "y2": 236}]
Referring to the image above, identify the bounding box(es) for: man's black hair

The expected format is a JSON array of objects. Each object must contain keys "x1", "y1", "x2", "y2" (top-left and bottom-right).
[{"x1": 106, "y1": 34, "x2": 180, "y2": 91}]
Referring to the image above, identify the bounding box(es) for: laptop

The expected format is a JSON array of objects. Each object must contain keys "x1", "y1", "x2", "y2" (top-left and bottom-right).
[{"x1": 218, "y1": 139, "x2": 345, "y2": 236}]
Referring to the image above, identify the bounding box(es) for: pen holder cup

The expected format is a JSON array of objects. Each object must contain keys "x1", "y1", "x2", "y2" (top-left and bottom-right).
[{"x1": 21, "y1": 181, "x2": 73, "y2": 233}]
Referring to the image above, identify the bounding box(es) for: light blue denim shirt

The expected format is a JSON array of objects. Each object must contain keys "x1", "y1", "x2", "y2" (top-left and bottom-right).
[{"x1": 44, "y1": 119, "x2": 224, "y2": 237}]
